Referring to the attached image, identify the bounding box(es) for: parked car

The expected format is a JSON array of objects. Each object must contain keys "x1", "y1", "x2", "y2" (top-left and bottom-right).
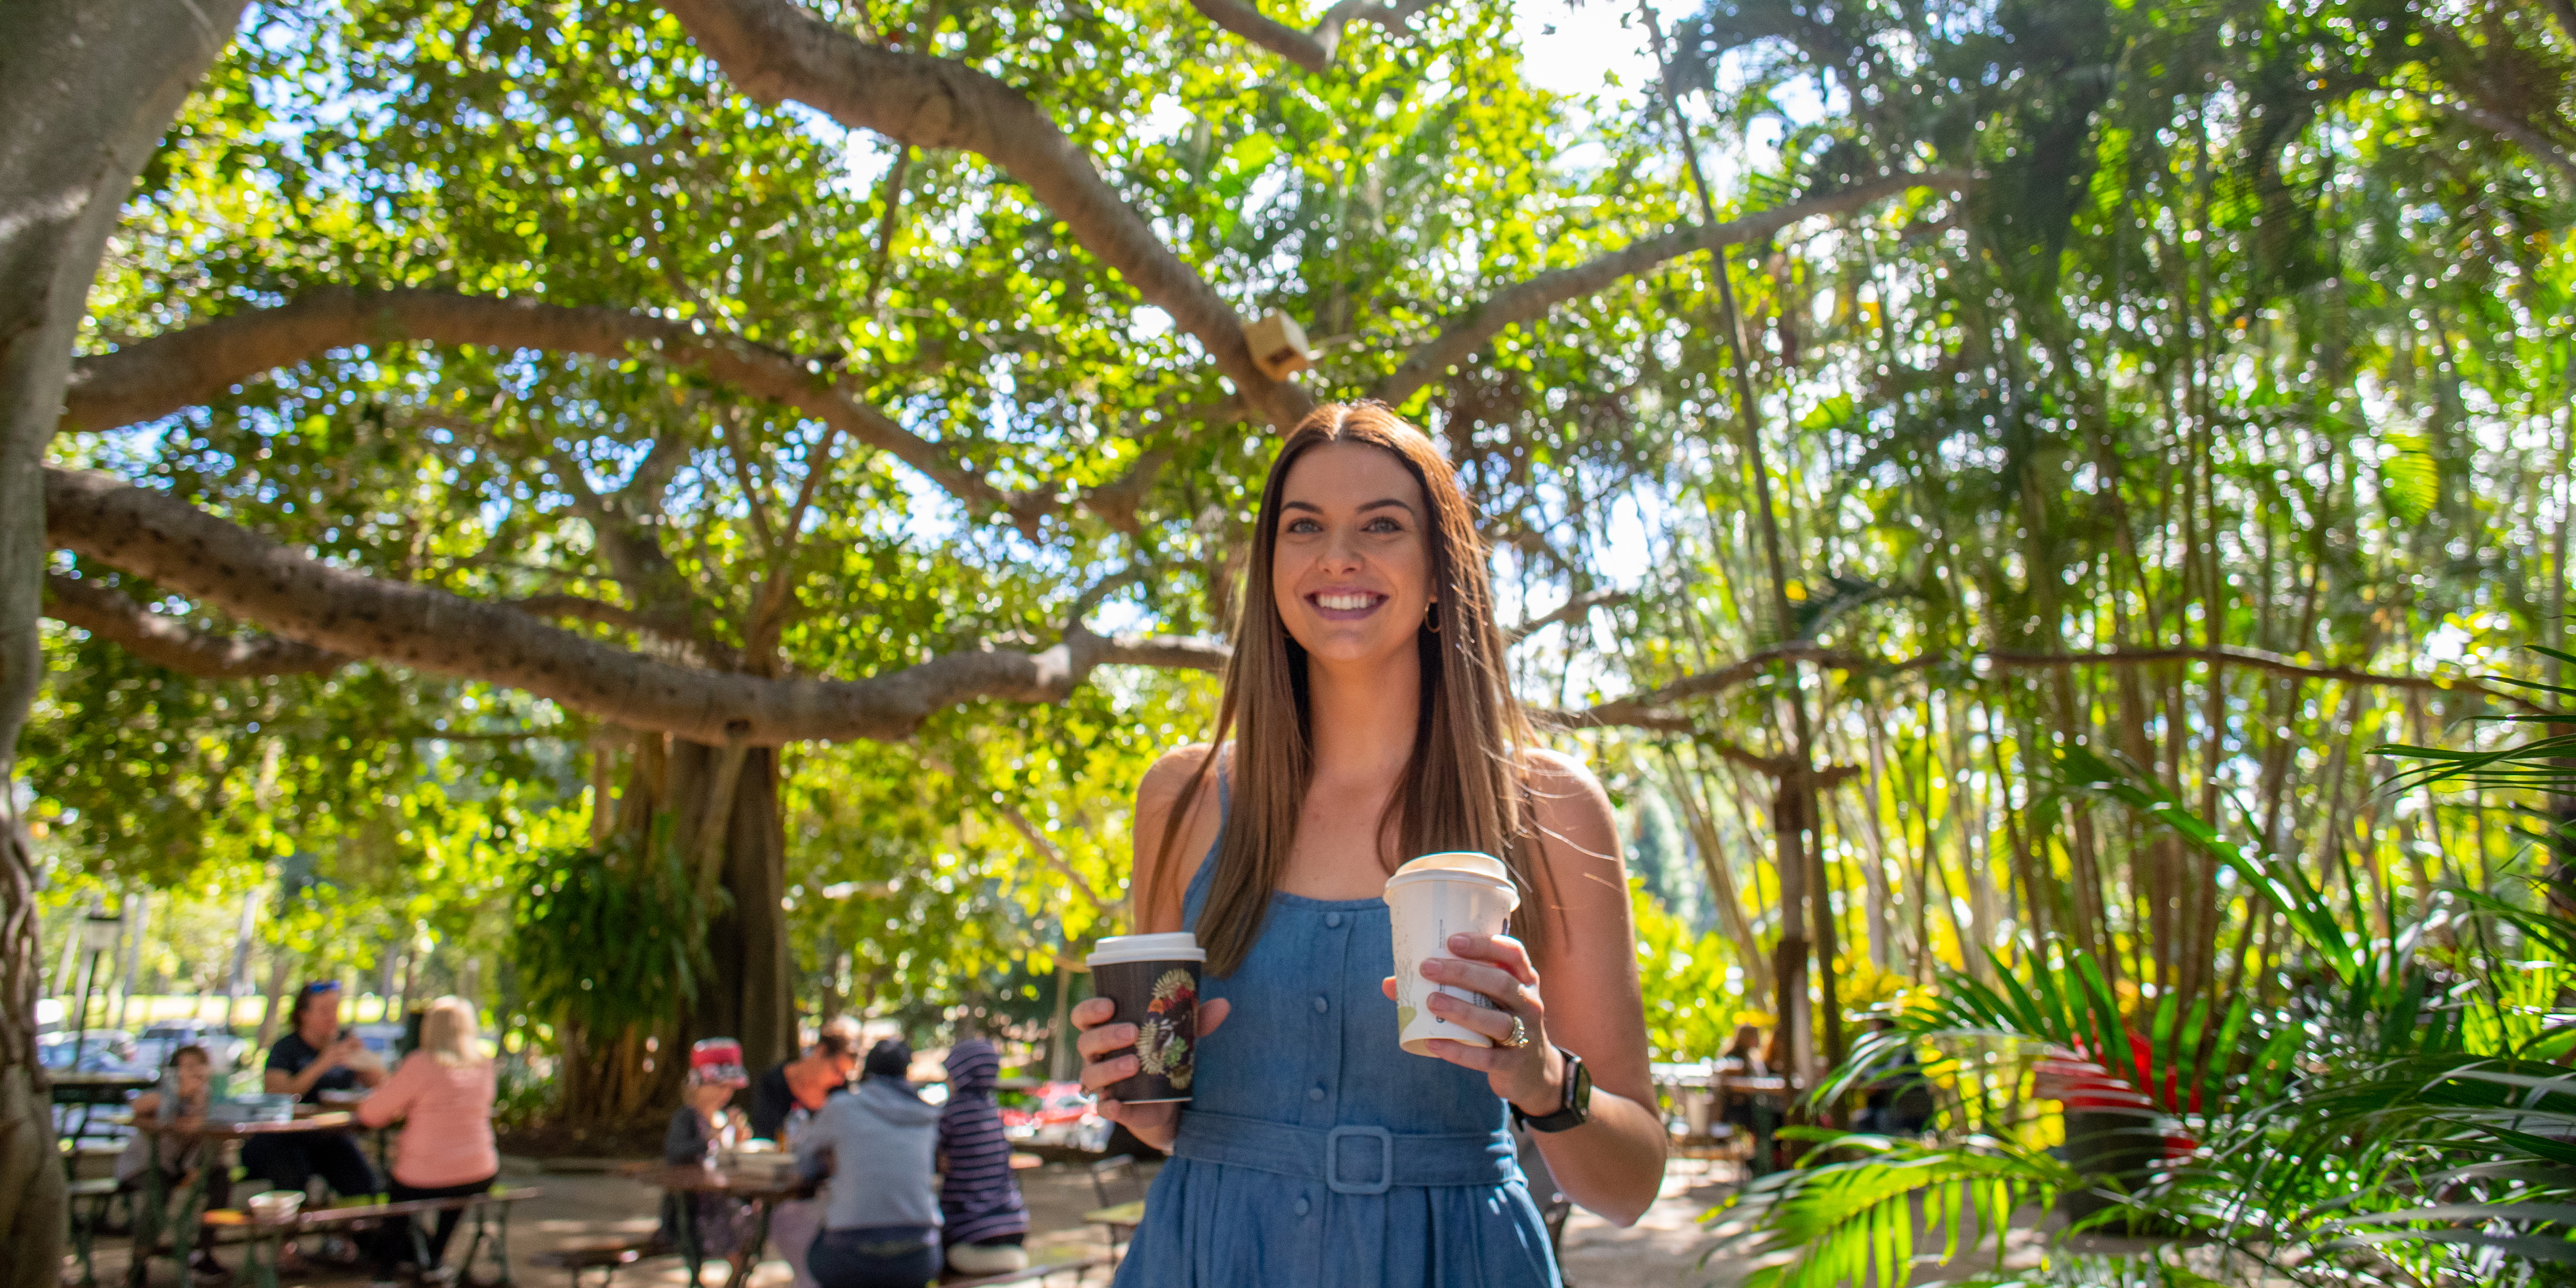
[
  {"x1": 133, "y1": 1019, "x2": 248, "y2": 1071},
  {"x1": 1001, "y1": 1080, "x2": 1113, "y2": 1152},
  {"x1": 37, "y1": 1032, "x2": 147, "y2": 1075},
  {"x1": 352, "y1": 1022, "x2": 408, "y2": 1064}
]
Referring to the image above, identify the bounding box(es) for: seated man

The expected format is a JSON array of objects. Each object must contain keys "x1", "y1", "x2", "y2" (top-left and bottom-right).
[
  {"x1": 748, "y1": 1016, "x2": 860, "y2": 1142},
  {"x1": 242, "y1": 981, "x2": 385, "y2": 1264}
]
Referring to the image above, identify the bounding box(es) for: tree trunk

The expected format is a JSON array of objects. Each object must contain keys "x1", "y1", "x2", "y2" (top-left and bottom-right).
[
  {"x1": 114, "y1": 891, "x2": 149, "y2": 1032},
  {"x1": 254, "y1": 952, "x2": 294, "y2": 1052},
  {"x1": 557, "y1": 735, "x2": 794, "y2": 1132},
  {"x1": 223, "y1": 888, "x2": 258, "y2": 1031},
  {"x1": 673, "y1": 740, "x2": 795, "y2": 1071},
  {"x1": 1, "y1": 3, "x2": 248, "y2": 1276},
  {"x1": 1770, "y1": 780, "x2": 1814, "y2": 1083}
]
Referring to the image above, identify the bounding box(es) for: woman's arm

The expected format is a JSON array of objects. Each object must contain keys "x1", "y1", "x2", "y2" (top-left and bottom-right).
[
  {"x1": 354, "y1": 1054, "x2": 419, "y2": 1128},
  {"x1": 1071, "y1": 746, "x2": 1232, "y2": 1151},
  {"x1": 1398, "y1": 749, "x2": 1666, "y2": 1225}
]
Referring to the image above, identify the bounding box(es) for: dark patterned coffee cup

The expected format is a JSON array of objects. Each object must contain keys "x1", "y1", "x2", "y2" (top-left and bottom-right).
[{"x1": 1087, "y1": 933, "x2": 1206, "y2": 1105}]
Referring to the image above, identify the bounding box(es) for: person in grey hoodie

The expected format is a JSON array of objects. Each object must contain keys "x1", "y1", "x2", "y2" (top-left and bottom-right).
[{"x1": 796, "y1": 1039, "x2": 943, "y2": 1288}]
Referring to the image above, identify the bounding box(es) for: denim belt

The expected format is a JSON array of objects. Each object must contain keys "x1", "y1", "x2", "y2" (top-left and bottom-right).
[{"x1": 1171, "y1": 1111, "x2": 1518, "y2": 1195}]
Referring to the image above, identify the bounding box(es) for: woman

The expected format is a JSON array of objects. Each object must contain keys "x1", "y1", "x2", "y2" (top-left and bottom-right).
[
  {"x1": 355, "y1": 997, "x2": 498, "y2": 1284},
  {"x1": 936, "y1": 1037, "x2": 1030, "y2": 1276},
  {"x1": 1071, "y1": 403, "x2": 1665, "y2": 1287},
  {"x1": 796, "y1": 1039, "x2": 941, "y2": 1288},
  {"x1": 246, "y1": 981, "x2": 385, "y2": 1205}
]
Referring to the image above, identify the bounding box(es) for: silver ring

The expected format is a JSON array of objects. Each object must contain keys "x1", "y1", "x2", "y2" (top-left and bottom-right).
[{"x1": 1500, "y1": 1014, "x2": 1530, "y2": 1049}]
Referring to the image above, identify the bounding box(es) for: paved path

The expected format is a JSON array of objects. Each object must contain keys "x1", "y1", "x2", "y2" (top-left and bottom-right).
[{"x1": 68, "y1": 1152, "x2": 1861, "y2": 1288}]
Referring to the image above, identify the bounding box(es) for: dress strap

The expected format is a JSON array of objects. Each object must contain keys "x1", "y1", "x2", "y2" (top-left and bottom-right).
[{"x1": 1181, "y1": 764, "x2": 1228, "y2": 933}]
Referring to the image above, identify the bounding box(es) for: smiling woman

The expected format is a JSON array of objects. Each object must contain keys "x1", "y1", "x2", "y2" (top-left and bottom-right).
[{"x1": 1068, "y1": 403, "x2": 1666, "y2": 1288}]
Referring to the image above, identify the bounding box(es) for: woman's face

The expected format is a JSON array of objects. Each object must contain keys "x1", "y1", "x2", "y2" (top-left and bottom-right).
[
  {"x1": 174, "y1": 1055, "x2": 210, "y2": 1098},
  {"x1": 1271, "y1": 442, "x2": 1434, "y2": 669},
  {"x1": 299, "y1": 990, "x2": 342, "y2": 1044}
]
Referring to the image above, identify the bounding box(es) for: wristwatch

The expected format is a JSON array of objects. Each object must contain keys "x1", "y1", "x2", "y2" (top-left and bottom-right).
[{"x1": 1512, "y1": 1047, "x2": 1592, "y2": 1134}]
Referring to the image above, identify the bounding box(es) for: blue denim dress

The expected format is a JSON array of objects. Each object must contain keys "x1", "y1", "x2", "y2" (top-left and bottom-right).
[{"x1": 1111, "y1": 784, "x2": 1561, "y2": 1287}]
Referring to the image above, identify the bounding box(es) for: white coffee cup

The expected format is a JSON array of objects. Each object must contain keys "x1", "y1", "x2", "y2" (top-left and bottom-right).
[{"x1": 1384, "y1": 852, "x2": 1521, "y2": 1057}]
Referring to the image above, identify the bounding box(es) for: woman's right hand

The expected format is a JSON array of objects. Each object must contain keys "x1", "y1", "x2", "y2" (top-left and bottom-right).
[{"x1": 1072, "y1": 995, "x2": 1230, "y2": 1151}]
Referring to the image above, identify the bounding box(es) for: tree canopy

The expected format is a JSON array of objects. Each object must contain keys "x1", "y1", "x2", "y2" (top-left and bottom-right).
[{"x1": 10, "y1": 0, "x2": 2575, "y2": 1153}]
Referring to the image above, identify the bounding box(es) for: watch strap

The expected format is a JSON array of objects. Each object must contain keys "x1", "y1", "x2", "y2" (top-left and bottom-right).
[{"x1": 1512, "y1": 1048, "x2": 1591, "y2": 1134}]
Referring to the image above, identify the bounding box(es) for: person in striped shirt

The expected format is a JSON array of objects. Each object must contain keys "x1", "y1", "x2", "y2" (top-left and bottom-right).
[{"x1": 937, "y1": 1038, "x2": 1030, "y2": 1276}]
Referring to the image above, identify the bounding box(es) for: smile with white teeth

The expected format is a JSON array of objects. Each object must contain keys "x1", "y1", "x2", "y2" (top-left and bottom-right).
[{"x1": 1315, "y1": 593, "x2": 1382, "y2": 611}]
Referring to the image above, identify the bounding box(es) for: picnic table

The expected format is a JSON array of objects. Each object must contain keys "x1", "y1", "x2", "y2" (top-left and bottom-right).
[
  {"x1": 51, "y1": 1071, "x2": 155, "y2": 1154},
  {"x1": 1649, "y1": 1063, "x2": 1794, "y2": 1176},
  {"x1": 124, "y1": 1110, "x2": 359, "y2": 1288},
  {"x1": 618, "y1": 1161, "x2": 816, "y2": 1288}
]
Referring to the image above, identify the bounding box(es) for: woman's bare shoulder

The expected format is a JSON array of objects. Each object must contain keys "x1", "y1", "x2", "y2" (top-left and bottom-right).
[
  {"x1": 1138, "y1": 743, "x2": 1220, "y2": 802},
  {"x1": 1521, "y1": 746, "x2": 1610, "y2": 812},
  {"x1": 1520, "y1": 745, "x2": 1621, "y2": 870}
]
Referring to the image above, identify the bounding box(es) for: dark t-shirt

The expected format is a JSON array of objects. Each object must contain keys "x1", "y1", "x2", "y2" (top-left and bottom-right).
[
  {"x1": 266, "y1": 1031, "x2": 360, "y2": 1103},
  {"x1": 746, "y1": 1061, "x2": 846, "y2": 1142}
]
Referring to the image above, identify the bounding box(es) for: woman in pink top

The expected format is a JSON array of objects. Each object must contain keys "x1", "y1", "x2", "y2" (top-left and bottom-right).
[{"x1": 357, "y1": 997, "x2": 499, "y2": 1285}]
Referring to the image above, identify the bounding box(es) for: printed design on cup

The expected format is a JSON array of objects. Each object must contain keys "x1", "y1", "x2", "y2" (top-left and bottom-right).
[
  {"x1": 1136, "y1": 969, "x2": 1198, "y2": 1091},
  {"x1": 1385, "y1": 852, "x2": 1521, "y2": 1057}
]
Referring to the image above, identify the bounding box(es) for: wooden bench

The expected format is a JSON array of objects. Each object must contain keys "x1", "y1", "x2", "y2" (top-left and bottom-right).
[
  {"x1": 203, "y1": 1185, "x2": 540, "y2": 1288},
  {"x1": 528, "y1": 1235, "x2": 667, "y2": 1288},
  {"x1": 938, "y1": 1251, "x2": 1114, "y2": 1286}
]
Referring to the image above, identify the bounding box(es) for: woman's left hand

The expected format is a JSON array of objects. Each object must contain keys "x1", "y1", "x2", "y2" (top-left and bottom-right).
[{"x1": 1380, "y1": 932, "x2": 1566, "y2": 1117}]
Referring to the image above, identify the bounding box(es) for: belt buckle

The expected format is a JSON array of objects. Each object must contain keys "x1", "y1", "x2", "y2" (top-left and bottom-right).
[{"x1": 1325, "y1": 1125, "x2": 1394, "y2": 1195}]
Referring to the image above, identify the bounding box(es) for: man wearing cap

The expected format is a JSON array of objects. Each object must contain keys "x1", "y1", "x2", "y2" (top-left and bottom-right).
[{"x1": 660, "y1": 1039, "x2": 757, "y2": 1272}]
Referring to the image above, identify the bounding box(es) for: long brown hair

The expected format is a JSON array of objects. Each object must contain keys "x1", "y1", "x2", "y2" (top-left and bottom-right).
[{"x1": 1159, "y1": 402, "x2": 1550, "y2": 976}]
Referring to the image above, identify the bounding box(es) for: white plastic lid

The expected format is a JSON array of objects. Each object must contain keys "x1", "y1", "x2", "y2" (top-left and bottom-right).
[
  {"x1": 1087, "y1": 932, "x2": 1206, "y2": 966},
  {"x1": 1392, "y1": 851, "x2": 1510, "y2": 882}
]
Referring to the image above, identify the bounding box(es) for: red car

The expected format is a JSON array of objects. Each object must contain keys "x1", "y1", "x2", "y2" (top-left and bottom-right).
[{"x1": 1001, "y1": 1080, "x2": 1113, "y2": 1151}]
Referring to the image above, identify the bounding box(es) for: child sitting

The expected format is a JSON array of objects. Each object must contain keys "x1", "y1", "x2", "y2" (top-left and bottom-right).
[
  {"x1": 118, "y1": 1044, "x2": 226, "y2": 1283},
  {"x1": 660, "y1": 1038, "x2": 757, "y2": 1278}
]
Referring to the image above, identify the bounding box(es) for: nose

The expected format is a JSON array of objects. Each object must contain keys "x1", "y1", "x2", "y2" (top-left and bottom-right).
[{"x1": 1319, "y1": 523, "x2": 1364, "y2": 572}]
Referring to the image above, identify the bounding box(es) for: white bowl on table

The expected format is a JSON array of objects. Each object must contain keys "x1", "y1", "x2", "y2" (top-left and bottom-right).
[{"x1": 245, "y1": 1191, "x2": 304, "y2": 1222}]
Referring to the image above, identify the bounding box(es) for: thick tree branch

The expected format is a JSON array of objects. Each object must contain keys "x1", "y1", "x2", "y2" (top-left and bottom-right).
[
  {"x1": 508, "y1": 594, "x2": 647, "y2": 631},
  {"x1": 42, "y1": 467, "x2": 1216, "y2": 745},
  {"x1": 2438, "y1": 98, "x2": 2576, "y2": 187},
  {"x1": 658, "y1": 0, "x2": 1313, "y2": 431},
  {"x1": 1552, "y1": 640, "x2": 2529, "y2": 730},
  {"x1": 1375, "y1": 171, "x2": 1973, "y2": 406},
  {"x1": 42, "y1": 573, "x2": 346, "y2": 679},
  {"x1": 1186, "y1": 0, "x2": 1443, "y2": 73},
  {"x1": 1508, "y1": 588, "x2": 1628, "y2": 643},
  {"x1": 61, "y1": 287, "x2": 1010, "y2": 508}
]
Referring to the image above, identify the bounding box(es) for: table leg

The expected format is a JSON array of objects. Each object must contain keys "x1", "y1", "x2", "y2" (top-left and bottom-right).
[
  {"x1": 129, "y1": 1134, "x2": 169, "y2": 1288},
  {"x1": 1750, "y1": 1097, "x2": 1778, "y2": 1178},
  {"x1": 722, "y1": 1199, "x2": 776, "y2": 1288},
  {"x1": 491, "y1": 1201, "x2": 515, "y2": 1287},
  {"x1": 674, "y1": 1191, "x2": 705, "y2": 1288},
  {"x1": 247, "y1": 1229, "x2": 284, "y2": 1288}
]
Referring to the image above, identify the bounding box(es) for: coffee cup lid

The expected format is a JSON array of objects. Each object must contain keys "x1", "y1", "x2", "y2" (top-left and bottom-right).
[
  {"x1": 1088, "y1": 932, "x2": 1206, "y2": 966},
  {"x1": 1392, "y1": 851, "x2": 1511, "y2": 882}
]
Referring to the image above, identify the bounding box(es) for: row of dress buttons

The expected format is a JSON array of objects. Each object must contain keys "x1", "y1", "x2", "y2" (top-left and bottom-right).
[{"x1": 1316, "y1": 910, "x2": 1344, "y2": 1132}]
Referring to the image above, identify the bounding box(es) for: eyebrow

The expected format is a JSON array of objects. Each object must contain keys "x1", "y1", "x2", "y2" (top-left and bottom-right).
[{"x1": 1280, "y1": 498, "x2": 1417, "y2": 515}]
